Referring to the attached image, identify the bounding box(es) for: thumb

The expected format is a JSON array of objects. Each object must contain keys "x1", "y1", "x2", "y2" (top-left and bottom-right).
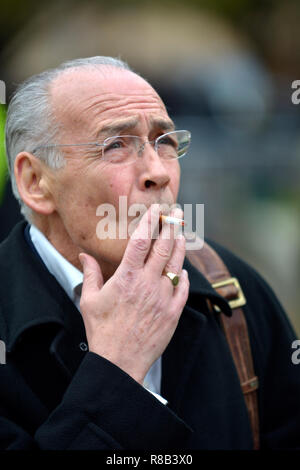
[{"x1": 79, "y1": 253, "x2": 104, "y2": 295}]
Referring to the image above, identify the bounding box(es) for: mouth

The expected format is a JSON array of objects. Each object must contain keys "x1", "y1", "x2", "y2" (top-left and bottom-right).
[
  {"x1": 122, "y1": 202, "x2": 172, "y2": 236},
  {"x1": 145, "y1": 201, "x2": 174, "y2": 216}
]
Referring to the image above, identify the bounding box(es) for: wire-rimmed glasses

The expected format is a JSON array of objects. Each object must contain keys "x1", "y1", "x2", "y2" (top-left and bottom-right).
[{"x1": 32, "y1": 130, "x2": 191, "y2": 165}]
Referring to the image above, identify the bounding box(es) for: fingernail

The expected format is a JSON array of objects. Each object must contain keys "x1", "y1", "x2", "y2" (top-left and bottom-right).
[
  {"x1": 173, "y1": 207, "x2": 183, "y2": 219},
  {"x1": 78, "y1": 253, "x2": 85, "y2": 267}
]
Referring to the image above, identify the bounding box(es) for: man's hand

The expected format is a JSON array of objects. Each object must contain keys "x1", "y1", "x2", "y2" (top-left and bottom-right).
[{"x1": 79, "y1": 205, "x2": 189, "y2": 384}]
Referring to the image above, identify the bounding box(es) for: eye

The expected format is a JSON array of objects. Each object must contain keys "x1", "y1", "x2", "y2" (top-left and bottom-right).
[
  {"x1": 105, "y1": 139, "x2": 125, "y2": 152},
  {"x1": 158, "y1": 135, "x2": 178, "y2": 148}
]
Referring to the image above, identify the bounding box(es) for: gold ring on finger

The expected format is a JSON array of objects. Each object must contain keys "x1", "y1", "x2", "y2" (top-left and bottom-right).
[{"x1": 163, "y1": 271, "x2": 180, "y2": 287}]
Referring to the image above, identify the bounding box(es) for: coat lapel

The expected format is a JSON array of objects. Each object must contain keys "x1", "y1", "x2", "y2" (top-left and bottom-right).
[
  {"x1": 49, "y1": 327, "x2": 88, "y2": 380},
  {"x1": 161, "y1": 304, "x2": 207, "y2": 412},
  {"x1": 161, "y1": 255, "x2": 231, "y2": 413}
]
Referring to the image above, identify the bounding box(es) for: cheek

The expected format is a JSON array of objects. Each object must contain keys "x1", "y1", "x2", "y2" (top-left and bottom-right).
[
  {"x1": 55, "y1": 163, "x2": 133, "y2": 222},
  {"x1": 105, "y1": 168, "x2": 133, "y2": 203},
  {"x1": 168, "y1": 162, "x2": 180, "y2": 198}
]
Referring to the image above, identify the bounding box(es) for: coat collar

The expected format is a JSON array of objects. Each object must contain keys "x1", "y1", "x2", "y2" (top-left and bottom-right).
[{"x1": 0, "y1": 222, "x2": 85, "y2": 354}]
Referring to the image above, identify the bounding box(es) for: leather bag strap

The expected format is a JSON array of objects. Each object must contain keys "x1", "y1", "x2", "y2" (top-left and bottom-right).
[{"x1": 186, "y1": 241, "x2": 260, "y2": 449}]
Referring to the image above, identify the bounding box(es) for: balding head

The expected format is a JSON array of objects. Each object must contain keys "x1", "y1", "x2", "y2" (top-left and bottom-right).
[
  {"x1": 5, "y1": 56, "x2": 131, "y2": 221},
  {"x1": 49, "y1": 66, "x2": 168, "y2": 146}
]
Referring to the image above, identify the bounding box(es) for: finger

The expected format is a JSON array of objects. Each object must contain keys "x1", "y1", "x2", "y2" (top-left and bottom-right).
[
  {"x1": 79, "y1": 253, "x2": 104, "y2": 299},
  {"x1": 163, "y1": 232, "x2": 186, "y2": 277},
  {"x1": 120, "y1": 204, "x2": 161, "y2": 271},
  {"x1": 146, "y1": 208, "x2": 183, "y2": 276},
  {"x1": 169, "y1": 269, "x2": 190, "y2": 311}
]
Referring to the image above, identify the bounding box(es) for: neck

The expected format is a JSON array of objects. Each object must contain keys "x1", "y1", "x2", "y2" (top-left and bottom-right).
[{"x1": 31, "y1": 213, "x2": 119, "y2": 284}]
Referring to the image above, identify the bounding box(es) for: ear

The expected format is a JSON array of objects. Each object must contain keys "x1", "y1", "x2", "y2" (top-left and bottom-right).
[{"x1": 14, "y1": 152, "x2": 56, "y2": 215}]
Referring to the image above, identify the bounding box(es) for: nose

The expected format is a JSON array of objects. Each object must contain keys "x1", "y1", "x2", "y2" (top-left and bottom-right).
[{"x1": 137, "y1": 141, "x2": 171, "y2": 190}]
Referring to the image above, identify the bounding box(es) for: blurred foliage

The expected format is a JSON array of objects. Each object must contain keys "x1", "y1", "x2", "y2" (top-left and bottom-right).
[
  {"x1": 0, "y1": 0, "x2": 42, "y2": 46},
  {"x1": 0, "y1": 0, "x2": 297, "y2": 44},
  {"x1": 0, "y1": 0, "x2": 299, "y2": 77},
  {"x1": 0, "y1": 105, "x2": 7, "y2": 204}
]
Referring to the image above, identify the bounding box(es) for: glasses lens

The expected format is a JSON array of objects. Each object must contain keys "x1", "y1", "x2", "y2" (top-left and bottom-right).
[
  {"x1": 102, "y1": 131, "x2": 191, "y2": 164},
  {"x1": 157, "y1": 130, "x2": 190, "y2": 160},
  {"x1": 103, "y1": 136, "x2": 139, "y2": 164}
]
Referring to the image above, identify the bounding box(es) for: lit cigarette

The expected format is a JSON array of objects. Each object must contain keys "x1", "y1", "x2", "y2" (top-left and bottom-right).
[{"x1": 160, "y1": 215, "x2": 185, "y2": 226}]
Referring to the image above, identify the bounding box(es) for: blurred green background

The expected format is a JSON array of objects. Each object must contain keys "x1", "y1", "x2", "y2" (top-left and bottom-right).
[{"x1": 0, "y1": 0, "x2": 299, "y2": 332}]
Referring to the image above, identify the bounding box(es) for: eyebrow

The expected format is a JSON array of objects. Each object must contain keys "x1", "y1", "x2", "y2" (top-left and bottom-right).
[
  {"x1": 149, "y1": 117, "x2": 175, "y2": 132},
  {"x1": 95, "y1": 116, "x2": 175, "y2": 139},
  {"x1": 96, "y1": 118, "x2": 139, "y2": 138}
]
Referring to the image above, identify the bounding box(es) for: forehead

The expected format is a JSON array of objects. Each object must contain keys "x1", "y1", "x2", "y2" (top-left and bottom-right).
[{"x1": 50, "y1": 67, "x2": 171, "y2": 135}]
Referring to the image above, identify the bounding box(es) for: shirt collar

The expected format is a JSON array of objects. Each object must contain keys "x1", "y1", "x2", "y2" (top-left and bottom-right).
[{"x1": 29, "y1": 225, "x2": 83, "y2": 308}]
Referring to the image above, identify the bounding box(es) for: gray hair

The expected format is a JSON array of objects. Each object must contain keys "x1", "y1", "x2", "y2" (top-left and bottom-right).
[{"x1": 5, "y1": 56, "x2": 131, "y2": 222}]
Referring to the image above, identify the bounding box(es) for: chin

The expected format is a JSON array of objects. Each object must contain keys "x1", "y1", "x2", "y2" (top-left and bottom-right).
[{"x1": 97, "y1": 237, "x2": 128, "y2": 268}]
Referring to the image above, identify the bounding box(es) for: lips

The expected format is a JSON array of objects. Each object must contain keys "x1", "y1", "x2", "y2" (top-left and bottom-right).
[{"x1": 144, "y1": 201, "x2": 175, "y2": 216}]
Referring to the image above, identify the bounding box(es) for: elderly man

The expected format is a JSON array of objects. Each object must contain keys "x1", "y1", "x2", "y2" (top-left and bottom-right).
[{"x1": 0, "y1": 56, "x2": 299, "y2": 450}]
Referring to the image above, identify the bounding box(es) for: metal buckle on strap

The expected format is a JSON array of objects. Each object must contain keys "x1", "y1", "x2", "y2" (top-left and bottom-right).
[
  {"x1": 212, "y1": 277, "x2": 246, "y2": 311},
  {"x1": 241, "y1": 376, "x2": 259, "y2": 394}
]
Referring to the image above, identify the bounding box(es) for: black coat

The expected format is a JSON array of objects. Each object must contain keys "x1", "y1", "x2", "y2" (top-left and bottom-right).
[{"x1": 0, "y1": 222, "x2": 299, "y2": 450}]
